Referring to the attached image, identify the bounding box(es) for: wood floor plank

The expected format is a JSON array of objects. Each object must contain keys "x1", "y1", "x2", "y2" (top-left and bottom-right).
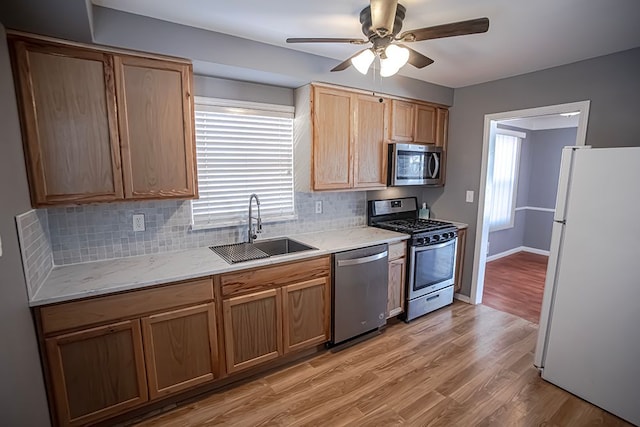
[
  {"x1": 134, "y1": 302, "x2": 632, "y2": 427},
  {"x1": 483, "y1": 251, "x2": 547, "y2": 323}
]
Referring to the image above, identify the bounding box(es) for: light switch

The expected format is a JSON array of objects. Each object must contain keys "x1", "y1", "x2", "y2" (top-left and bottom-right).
[
  {"x1": 315, "y1": 200, "x2": 323, "y2": 214},
  {"x1": 465, "y1": 190, "x2": 474, "y2": 203}
]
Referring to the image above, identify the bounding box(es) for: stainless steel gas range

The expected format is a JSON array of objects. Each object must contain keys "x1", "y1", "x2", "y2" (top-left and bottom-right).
[{"x1": 368, "y1": 197, "x2": 457, "y2": 321}]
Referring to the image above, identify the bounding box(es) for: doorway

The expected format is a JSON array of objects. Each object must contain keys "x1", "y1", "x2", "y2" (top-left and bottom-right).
[{"x1": 469, "y1": 101, "x2": 591, "y2": 314}]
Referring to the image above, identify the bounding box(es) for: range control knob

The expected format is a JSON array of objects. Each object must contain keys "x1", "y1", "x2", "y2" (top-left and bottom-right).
[
  {"x1": 424, "y1": 236, "x2": 431, "y2": 244},
  {"x1": 433, "y1": 235, "x2": 440, "y2": 241},
  {"x1": 415, "y1": 237, "x2": 425, "y2": 245}
]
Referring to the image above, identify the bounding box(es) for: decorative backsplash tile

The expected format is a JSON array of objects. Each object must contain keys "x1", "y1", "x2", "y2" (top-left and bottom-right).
[
  {"x1": 16, "y1": 209, "x2": 53, "y2": 298},
  {"x1": 46, "y1": 192, "x2": 367, "y2": 265}
]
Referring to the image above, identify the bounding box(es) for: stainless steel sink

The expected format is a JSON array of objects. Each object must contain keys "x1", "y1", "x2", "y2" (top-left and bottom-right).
[
  {"x1": 210, "y1": 237, "x2": 317, "y2": 264},
  {"x1": 252, "y1": 238, "x2": 317, "y2": 256}
]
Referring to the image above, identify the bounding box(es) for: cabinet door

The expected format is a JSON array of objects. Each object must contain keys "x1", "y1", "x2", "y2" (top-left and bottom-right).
[
  {"x1": 312, "y1": 86, "x2": 353, "y2": 190},
  {"x1": 387, "y1": 257, "x2": 406, "y2": 318},
  {"x1": 141, "y1": 303, "x2": 218, "y2": 400},
  {"x1": 435, "y1": 108, "x2": 449, "y2": 149},
  {"x1": 454, "y1": 228, "x2": 467, "y2": 293},
  {"x1": 10, "y1": 39, "x2": 123, "y2": 206},
  {"x1": 414, "y1": 104, "x2": 437, "y2": 144},
  {"x1": 115, "y1": 56, "x2": 197, "y2": 199},
  {"x1": 45, "y1": 320, "x2": 147, "y2": 426},
  {"x1": 223, "y1": 289, "x2": 283, "y2": 374},
  {"x1": 390, "y1": 100, "x2": 415, "y2": 141},
  {"x1": 354, "y1": 94, "x2": 389, "y2": 189},
  {"x1": 283, "y1": 278, "x2": 330, "y2": 353}
]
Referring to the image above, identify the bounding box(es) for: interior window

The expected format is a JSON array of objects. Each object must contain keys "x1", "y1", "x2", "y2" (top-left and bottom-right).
[
  {"x1": 489, "y1": 132, "x2": 521, "y2": 231},
  {"x1": 191, "y1": 98, "x2": 295, "y2": 230}
]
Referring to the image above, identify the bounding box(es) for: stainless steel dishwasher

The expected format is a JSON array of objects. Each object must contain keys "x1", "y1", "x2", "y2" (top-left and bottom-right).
[{"x1": 332, "y1": 244, "x2": 388, "y2": 345}]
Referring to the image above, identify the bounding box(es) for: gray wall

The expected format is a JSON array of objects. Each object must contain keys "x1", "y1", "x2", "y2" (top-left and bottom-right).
[
  {"x1": 433, "y1": 47, "x2": 640, "y2": 296},
  {"x1": 194, "y1": 75, "x2": 294, "y2": 106},
  {"x1": 488, "y1": 127, "x2": 576, "y2": 256},
  {"x1": 0, "y1": 25, "x2": 51, "y2": 426},
  {"x1": 91, "y1": 6, "x2": 453, "y2": 105}
]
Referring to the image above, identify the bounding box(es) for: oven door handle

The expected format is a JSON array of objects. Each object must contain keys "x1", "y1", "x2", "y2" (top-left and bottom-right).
[
  {"x1": 336, "y1": 251, "x2": 388, "y2": 267},
  {"x1": 413, "y1": 239, "x2": 455, "y2": 251}
]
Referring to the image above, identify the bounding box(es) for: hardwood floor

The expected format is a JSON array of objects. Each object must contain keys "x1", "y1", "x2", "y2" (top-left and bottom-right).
[
  {"x1": 482, "y1": 252, "x2": 548, "y2": 323},
  {"x1": 132, "y1": 302, "x2": 630, "y2": 426}
]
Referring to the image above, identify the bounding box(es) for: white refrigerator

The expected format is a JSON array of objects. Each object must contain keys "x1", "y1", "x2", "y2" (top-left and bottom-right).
[{"x1": 534, "y1": 146, "x2": 640, "y2": 425}]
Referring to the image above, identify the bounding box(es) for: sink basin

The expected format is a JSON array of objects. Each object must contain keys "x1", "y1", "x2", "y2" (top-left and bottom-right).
[{"x1": 252, "y1": 238, "x2": 317, "y2": 256}]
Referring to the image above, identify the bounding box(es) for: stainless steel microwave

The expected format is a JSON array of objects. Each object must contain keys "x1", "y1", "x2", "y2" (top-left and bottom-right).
[{"x1": 388, "y1": 143, "x2": 444, "y2": 186}]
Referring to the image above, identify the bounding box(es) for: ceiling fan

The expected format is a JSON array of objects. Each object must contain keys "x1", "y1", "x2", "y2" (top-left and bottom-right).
[{"x1": 286, "y1": 0, "x2": 489, "y2": 77}]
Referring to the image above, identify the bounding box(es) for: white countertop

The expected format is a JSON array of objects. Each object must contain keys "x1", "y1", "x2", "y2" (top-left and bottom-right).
[{"x1": 31, "y1": 226, "x2": 408, "y2": 307}]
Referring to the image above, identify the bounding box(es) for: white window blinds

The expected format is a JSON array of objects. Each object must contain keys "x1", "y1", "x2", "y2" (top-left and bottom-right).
[
  {"x1": 489, "y1": 133, "x2": 521, "y2": 231},
  {"x1": 191, "y1": 99, "x2": 295, "y2": 230}
]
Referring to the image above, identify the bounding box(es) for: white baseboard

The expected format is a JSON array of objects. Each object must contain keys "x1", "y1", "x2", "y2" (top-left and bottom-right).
[
  {"x1": 487, "y1": 246, "x2": 549, "y2": 262},
  {"x1": 454, "y1": 293, "x2": 472, "y2": 304}
]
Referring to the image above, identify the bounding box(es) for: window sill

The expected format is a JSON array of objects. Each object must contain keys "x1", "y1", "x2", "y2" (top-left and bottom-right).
[{"x1": 191, "y1": 214, "x2": 298, "y2": 231}]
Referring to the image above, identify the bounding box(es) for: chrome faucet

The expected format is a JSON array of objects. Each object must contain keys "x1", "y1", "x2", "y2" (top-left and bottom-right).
[{"x1": 247, "y1": 193, "x2": 262, "y2": 243}]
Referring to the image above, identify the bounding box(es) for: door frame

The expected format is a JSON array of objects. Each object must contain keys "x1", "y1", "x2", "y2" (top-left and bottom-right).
[{"x1": 469, "y1": 100, "x2": 591, "y2": 305}]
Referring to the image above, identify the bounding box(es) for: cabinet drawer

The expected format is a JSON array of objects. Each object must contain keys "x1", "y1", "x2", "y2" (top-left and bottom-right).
[
  {"x1": 388, "y1": 241, "x2": 406, "y2": 261},
  {"x1": 221, "y1": 256, "x2": 331, "y2": 297},
  {"x1": 40, "y1": 277, "x2": 213, "y2": 335}
]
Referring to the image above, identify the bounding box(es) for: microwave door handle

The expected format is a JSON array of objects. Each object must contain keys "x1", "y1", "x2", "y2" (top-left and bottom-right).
[
  {"x1": 427, "y1": 154, "x2": 434, "y2": 178},
  {"x1": 431, "y1": 154, "x2": 440, "y2": 179}
]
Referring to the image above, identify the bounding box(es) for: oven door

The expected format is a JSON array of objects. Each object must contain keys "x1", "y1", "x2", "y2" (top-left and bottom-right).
[{"x1": 408, "y1": 238, "x2": 457, "y2": 300}]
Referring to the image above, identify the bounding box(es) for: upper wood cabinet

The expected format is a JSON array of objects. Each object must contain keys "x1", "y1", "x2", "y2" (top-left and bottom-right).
[
  {"x1": 10, "y1": 39, "x2": 124, "y2": 206},
  {"x1": 310, "y1": 85, "x2": 388, "y2": 191},
  {"x1": 390, "y1": 99, "x2": 448, "y2": 147},
  {"x1": 8, "y1": 34, "x2": 197, "y2": 207},
  {"x1": 312, "y1": 86, "x2": 354, "y2": 190},
  {"x1": 354, "y1": 94, "x2": 389, "y2": 189},
  {"x1": 115, "y1": 56, "x2": 196, "y2": 199},
  {"x1": 390, "y1": 100, "x2": 415, "y2": 141},
  {"x1": 414, "y1": 104, "x2": 437, "y2": 144}
]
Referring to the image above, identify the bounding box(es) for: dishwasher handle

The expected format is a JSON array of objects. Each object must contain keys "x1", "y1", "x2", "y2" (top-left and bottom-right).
[{"x1": 336, "y1": 251, "x2": 388, "y2": 267}]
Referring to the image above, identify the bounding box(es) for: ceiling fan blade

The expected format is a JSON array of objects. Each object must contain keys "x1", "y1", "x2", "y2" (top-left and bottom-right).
[
  {"x1": 398, "y1": 45, "x2": 434, "y2": 69},
  {"x1": 399, "y1": 17, "x2": 490, "y2": 42},
  {"x1": 330, "y1": 49, "x2": 370, "y2": 72},
  {"x1": 370, "y1": 0, "x2": 398, "y2": 36},
  {"x1": 286, "y1": 37, "x2": 367, "y2": 44}
]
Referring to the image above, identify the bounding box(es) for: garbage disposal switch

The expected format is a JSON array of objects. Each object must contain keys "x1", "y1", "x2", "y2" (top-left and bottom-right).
[{"x1": 331, "y1": 244, "x2": 388, "y2": 345}]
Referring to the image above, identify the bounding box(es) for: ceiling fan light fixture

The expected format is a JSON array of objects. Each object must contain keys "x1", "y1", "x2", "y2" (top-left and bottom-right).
[
  {"x1": 379, "y1": 56, "x2": 400, "y2": 77},
  {"x1": 351, "y1": 49, "x2": 375, "y2": 74},
  {"x1": 385, "y1": 44, "x2": 410, "y2": 68},
  {"x1": 379, "y1": 44, "x2": 410, "y2": 76}
]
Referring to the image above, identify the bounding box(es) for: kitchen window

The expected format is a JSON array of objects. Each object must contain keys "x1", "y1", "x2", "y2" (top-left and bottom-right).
[
  {"x1": 191, "y1": 97, "x2": 295, "y2": 230},
  {"x1": 488, "y1": 131, "x2": 522, "y2": 231}
]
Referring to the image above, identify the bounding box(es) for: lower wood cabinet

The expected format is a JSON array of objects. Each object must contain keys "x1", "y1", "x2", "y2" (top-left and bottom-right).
[
  {"x1": 141, "y1": 303, "x2": 218, "y2": 399},
  {"x1": 223, "y1": 288, "x2": 283, "y2": 374},
  {"x1": 387, "y1": 241, "x2": 407, "y2": 318},
  {"x1": 454, "y1": 228, "x2": 468, "y2": 293},
  {"x1": 221, "y1": 256, "x2": 331, "y2": 374},
  {"x1": 45, "y1": 320, "x2": 148, "y2": 426},
  {"x1": 283, "y1": 278, "x2": 330, "y2": 353}
]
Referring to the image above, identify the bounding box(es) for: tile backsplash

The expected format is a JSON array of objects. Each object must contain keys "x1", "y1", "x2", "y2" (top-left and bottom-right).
[
  {"x1": 46, "y1": 192, "x2": 367, "y2": 265},
  {"x1": 16, "y1": 210, "x2": 53, "y2": 298}
]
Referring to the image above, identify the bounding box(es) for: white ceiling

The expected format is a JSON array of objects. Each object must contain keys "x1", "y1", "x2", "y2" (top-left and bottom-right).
[
  {"x1": 500, "y1": 114, "x2": 580, "y2": 131},
  {"x1": 93, "y1": 0, "x2": 640, "y2": 88}
]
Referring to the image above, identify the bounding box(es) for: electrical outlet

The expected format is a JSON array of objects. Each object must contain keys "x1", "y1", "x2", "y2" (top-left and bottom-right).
[
  {"x1": 133, "y1": 214, "x2": 145, "y2": 232},
  {"x1": 466, "y1": 190, "x2": 474, "y2": 203},
  {"x1": 315, "y1": 200, "x2": 323, "y2": 214}
]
